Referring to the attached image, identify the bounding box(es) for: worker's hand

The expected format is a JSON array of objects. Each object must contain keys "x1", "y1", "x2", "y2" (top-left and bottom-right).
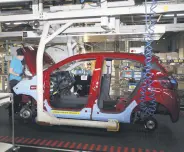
[{"x1": 19, "y1": 73, "x2": 24, "y2": 77}]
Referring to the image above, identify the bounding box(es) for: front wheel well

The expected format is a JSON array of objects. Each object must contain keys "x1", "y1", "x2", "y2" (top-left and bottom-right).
[{"x1": 21, "y1": 95, "x2": 37, "y2": 104}]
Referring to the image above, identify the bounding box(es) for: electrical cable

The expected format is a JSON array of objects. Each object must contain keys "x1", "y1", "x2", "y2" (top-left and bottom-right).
[{"x1": 138, "y1": 0, "x2": 158, "y2": 119}]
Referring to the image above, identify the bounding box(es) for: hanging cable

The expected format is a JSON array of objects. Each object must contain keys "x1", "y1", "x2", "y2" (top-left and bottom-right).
[{"x1": 138, "y1": 0, "x2": 158, "y2": 119}]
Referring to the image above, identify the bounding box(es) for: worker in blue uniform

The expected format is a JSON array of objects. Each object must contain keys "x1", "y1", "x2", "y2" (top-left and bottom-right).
[{"x1": 8, "y1": 48, "x2": 25, "y2": 118}]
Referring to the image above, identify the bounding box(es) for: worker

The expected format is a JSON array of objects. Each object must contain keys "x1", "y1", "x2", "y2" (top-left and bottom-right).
[{"x1": 8, "y1": 48, "x2": 25, "y2": 118}]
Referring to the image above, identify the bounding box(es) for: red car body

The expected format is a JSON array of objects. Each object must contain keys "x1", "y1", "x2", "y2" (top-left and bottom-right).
[
  {"x1": 22, "y1": 48, "x2": 180, "y2": 123},
  {"x1": 22, "y1": 47, "x2": 55, "y2": 75}
]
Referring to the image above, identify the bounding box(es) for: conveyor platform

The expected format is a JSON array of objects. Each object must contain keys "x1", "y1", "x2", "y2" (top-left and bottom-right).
[{"x1": 0, "y1": 106, "x2": 184, "y2": 152}]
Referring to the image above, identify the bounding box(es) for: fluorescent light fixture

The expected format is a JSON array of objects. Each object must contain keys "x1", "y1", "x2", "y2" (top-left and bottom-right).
[
  {"x1": 164, "y1": 14, "x2": 184, "y2": 17},
  {"x1": 5, "y1": 22, "x2": 27, "y2": 25},
  {"x1": 5, "y1": 23, "x2": 11, "y2": 25},
  {"x1": 14, "y1": 22, "x2": 24, "y2": 25},
  {"x1": 177, "y1": 14, "x2": 184, "y2": 16}
]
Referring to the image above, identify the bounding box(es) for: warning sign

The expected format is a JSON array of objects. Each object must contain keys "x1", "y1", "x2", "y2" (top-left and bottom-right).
[{"x1": 51, "y1": 110, "x2": 80, "y2": 115}]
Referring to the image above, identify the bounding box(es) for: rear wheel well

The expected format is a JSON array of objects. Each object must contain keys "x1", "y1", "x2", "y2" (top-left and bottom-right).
[
  {"x1": 156, "y1": 103, "x2": 169, "y2": 115},
  {"x1": 130, "y1": 102, "x2": 169, "y2": 123}
]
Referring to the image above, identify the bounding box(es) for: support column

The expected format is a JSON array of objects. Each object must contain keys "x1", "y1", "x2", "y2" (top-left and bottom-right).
[
  {"x1": 67, "y1": 38, "x2": 73, "y2": 57},
  {"x1": 39, "y1": 0, "x2": 43, "y2": 15},
  {"x1": 125, "y1": 41, "x2": 129, "y2": 52},
  {"x1": 179, "y1": 34, "x2": 184, "y2": 59},
  {"x1": 110, "y1": 41, "x2": 120, "y2": 97},
  {"x1": 174, "y1": 14, "x2": 177, "y2": 24},
  {"x1": 36, "y1": 22, "x2": 49, "y2": 121},
  {"x1": 36, "y1": 22, "x2": 73, "y2": 122},
  {"x1": 32, "y1": 0, "x2": 39, "y2": 15}
]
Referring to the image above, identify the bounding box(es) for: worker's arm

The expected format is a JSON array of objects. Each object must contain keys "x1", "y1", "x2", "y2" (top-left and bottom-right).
[
  {"x1": 9, "y1": 68, "x2": 20, "y2": 76},
  {"x1": 9, "y1": 58, "x2": 21, "y2": 76}
]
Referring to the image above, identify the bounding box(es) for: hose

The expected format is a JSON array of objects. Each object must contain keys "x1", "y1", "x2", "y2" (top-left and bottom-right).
[{"x1": 139, "y1": 0, "x2": 158, "y2": 118}]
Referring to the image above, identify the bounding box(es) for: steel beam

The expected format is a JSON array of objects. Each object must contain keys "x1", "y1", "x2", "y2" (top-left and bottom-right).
[
  {"x1": 119, "y1": 23, "x2": 184, "y2": 33},
  {"x1": 0, "y1": 0, "x2": 32, "y2": 3},
  {"x1": 0, "y1": 14, "x2": 39, "y2": 22},
  {"x1": 2, "y1": 23, "x2": 184, "y2": 40},
  {"x1": 0, "y1": 3, "x2": 184, "y2": 22},
  {"x1": 50, "y1": 0, "x2": 135, "y2": 12},
  {"x1": 45, "y1": 22, "x2": 73, "y2": 44},
  {"x1": 23, "y1": 32, "x2": 163, "y2": 42},
  {"x1": 2, "y1": 23, "x2": 184, "y2": 42},
  {"x1": 44, "y1": 3, "x2": 184, "y2": 20},
  {"x1": 36, "y1": 22, "x2": 49, "y2": 120},
  {"x1": 0, "y1": 32, "x2": 23, "y2": 37},
  {"x1": 63, "y1": 27, "x2": 105, "y2": 33}
]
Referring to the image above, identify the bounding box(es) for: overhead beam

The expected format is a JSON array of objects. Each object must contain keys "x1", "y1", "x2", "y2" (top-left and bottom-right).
[
  {"x1": 120, "y1": 23, "x2": 184, "y2": 33},
  {"x1": 63, "y1": 26, "x2": 106, "y2": 33},
  {"x1": 0, "y1": 14, "x2": 39, "y2": 22},
  {"x1": 1, "y1": 22, "x2": 184, "y2": 41},
  {"x1": 44, "y1": 3, "x2": 184, "y2": 19},
  {"x1": 0, "y1": 0, "x2": 32, "y2": 3},
  {"x1": 0, "y1": 32, "x2": 164, "y2": 43},
  {"x1": 50, "y1": 0, "x2": 135, "y2": 11},
  {"x1": 0, "y1": 3, "x2": 184, "y2": 22}
]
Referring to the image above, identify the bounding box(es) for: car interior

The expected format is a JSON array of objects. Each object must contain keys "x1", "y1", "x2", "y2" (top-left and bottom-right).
[
  {"x1": 49, "y1": 59, "x2": 143, "y2": 111},
  {"x1": 50, "y1": 60, "x2": 94, "y2": 109}
]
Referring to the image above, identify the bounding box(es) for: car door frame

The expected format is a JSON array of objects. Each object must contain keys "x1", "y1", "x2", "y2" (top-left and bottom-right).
[
  {"x1": 91, "y1": 56, "x2": 139, "y2": 123},
  {"x1": 43, "y1": 54, "x2": 103, "y2": 120}
]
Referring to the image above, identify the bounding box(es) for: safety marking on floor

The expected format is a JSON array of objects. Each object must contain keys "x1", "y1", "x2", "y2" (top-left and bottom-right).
[{"x1": 0, "y1": 136, "x2": 164, "y2": 152}]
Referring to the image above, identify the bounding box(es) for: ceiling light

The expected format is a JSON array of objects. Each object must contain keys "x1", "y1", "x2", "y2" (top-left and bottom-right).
[
  {"x1": 163, "y1": 37, "x2": 165, "y2": 39},
  {"x1": 5, "y1": 22, "x2": 28, "y2": 25},
  {"x1": 178, "y1": 14, "x2": 184, "y2": 16},
  {"x1": 5, "y1": 23, "x2": 11, "y2": 25},
  {"x1": 14, "y1": 22, "x2": 23, "y2": 25},
  {"x1": 164, "y1": 14, "x2": 174, "y2": 17},
  {"x1": 164, "y1": 14, "x2": 184, "y2": 17}
]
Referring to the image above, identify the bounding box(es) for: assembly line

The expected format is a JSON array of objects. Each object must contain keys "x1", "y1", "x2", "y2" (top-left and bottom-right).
[{"x1": 0, "y1": 0, "x2": 184, "y2": 152}]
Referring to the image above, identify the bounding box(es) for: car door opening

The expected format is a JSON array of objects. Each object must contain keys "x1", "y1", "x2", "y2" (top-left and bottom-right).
[
  {"x1": 49, "y1": 60, "x2": 96, "y2": 110},
  {"x1": 97, "y1": 59, "x2": 143, "y2": 113}
]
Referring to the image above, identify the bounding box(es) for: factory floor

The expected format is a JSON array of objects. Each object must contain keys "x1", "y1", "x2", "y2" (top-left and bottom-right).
[{"x1": 0, "y1": 107, "x2": 184, "y2": 152}]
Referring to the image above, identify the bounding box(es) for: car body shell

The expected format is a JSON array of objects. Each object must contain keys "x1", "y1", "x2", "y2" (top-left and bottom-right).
[{"x1": 16, "y1": 48, "x2": 180, "y2": 123}]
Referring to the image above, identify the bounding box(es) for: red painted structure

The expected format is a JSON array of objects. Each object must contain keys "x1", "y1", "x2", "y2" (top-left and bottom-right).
[{"x1": 23, "y1": 49, "x2": 180, "y2": 123}]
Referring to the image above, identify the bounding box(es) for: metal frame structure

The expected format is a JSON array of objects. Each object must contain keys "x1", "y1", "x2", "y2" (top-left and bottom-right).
[
  {"x1": 1, "y1": 1, "x2": 184, "y2": 42},
  {"x1": 1, "y1": 0, "x2": 184, "y2": 42},
  {"x1": 35, "y1": 21, "x2": 120, "y2": 130},
  {"x1": 1, "y1": 1, "x2": 184, "y2": 22}
]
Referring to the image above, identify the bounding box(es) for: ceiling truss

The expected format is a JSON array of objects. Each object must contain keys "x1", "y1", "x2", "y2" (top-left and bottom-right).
[{"x1": 0, "y1": 0, "x2": 184, "y2": 42}]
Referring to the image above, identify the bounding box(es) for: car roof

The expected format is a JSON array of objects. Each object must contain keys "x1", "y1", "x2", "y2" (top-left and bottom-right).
[
  {"x1": 46, "y1": 52, "x2": 161, "y2": 73},
  {"x1": 68, "y1": 52, "x2": 158, "y2": 63}
]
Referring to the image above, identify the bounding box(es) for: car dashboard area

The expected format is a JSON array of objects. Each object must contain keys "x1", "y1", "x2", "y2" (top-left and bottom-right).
[{"x1": 49, "y1": 71, "x2": 91, "y2": 109}]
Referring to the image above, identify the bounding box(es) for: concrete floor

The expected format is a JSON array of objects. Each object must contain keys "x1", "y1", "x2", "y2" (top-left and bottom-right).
[{"x1": 0, "y1": 107, "x2": 184, "y2": 152}]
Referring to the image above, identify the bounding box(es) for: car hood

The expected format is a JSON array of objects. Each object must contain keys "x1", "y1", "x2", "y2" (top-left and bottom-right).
[{"x1": 22, "y1": 47, "x2": 55, "y2": 76}]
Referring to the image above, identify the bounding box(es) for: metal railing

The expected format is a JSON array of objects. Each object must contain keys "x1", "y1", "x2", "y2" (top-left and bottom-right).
[{"x1": 0, "y1": 74, "x2": 9, "y2": 93}]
